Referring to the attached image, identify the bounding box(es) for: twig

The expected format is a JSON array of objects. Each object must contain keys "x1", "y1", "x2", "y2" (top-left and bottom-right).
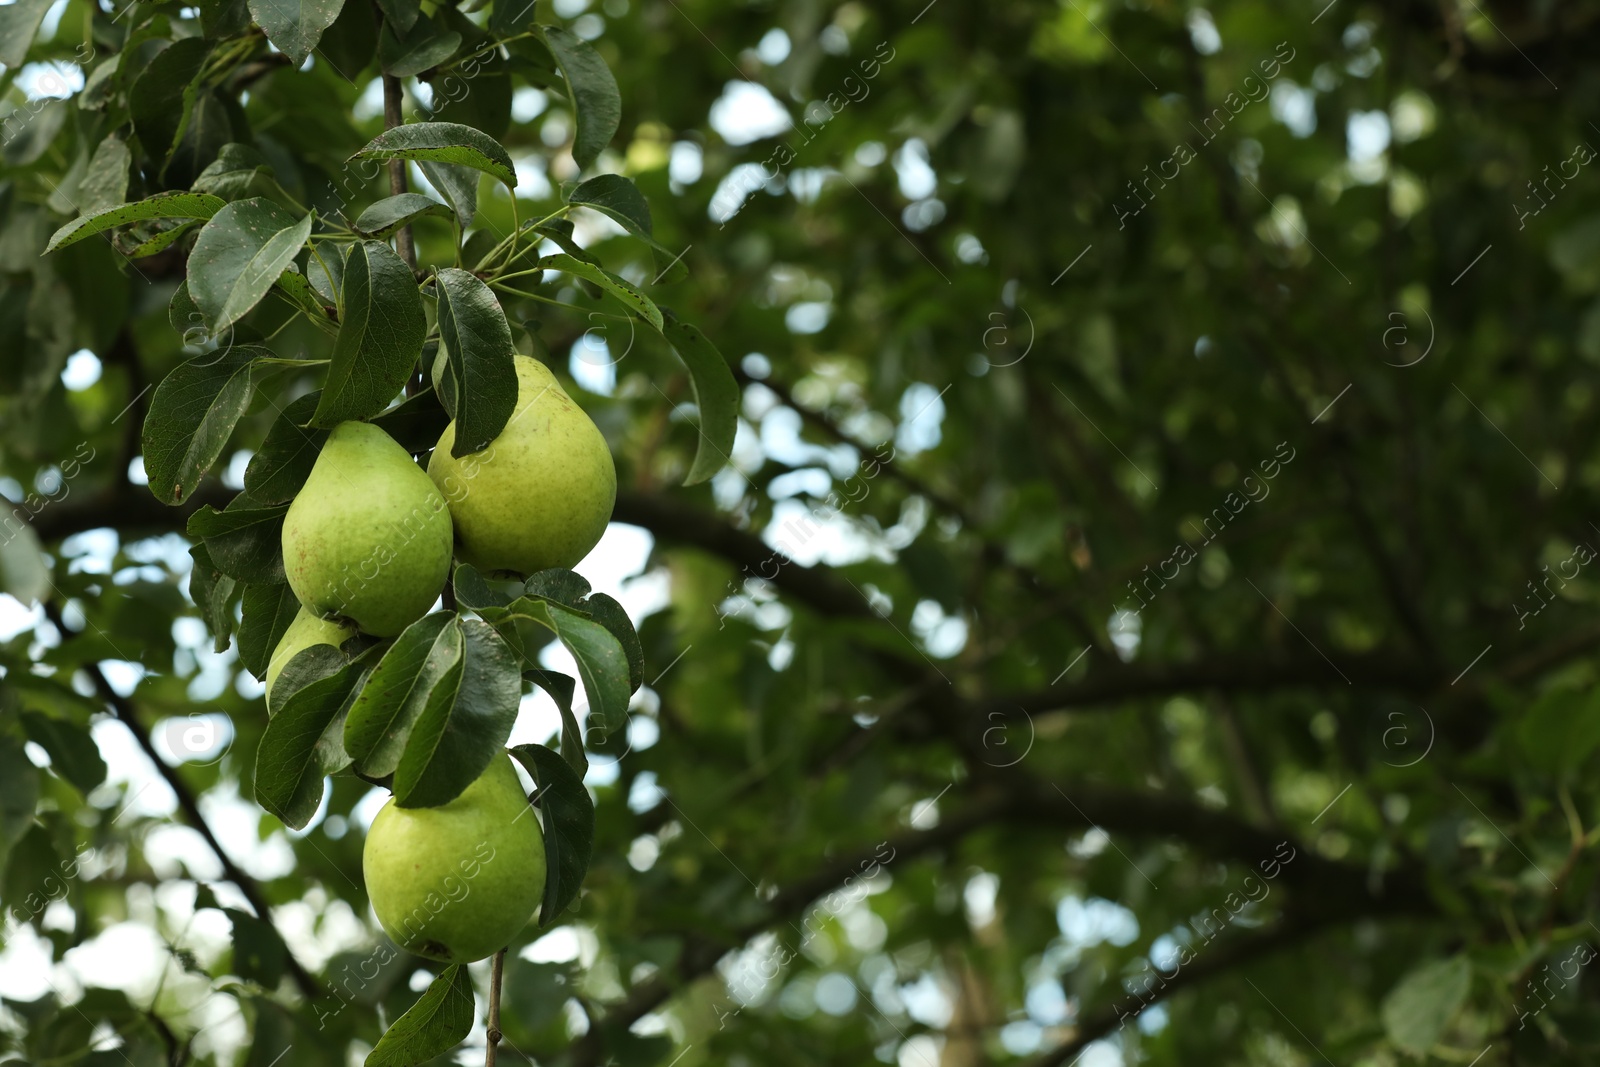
[
  {"x1": 43, "y1": 603, "x2": 323, "y2": 1001},
  {"x1": 486, "y1": 948, "x2": 506, "y2": 1066},
  {"x1": 382, "y1": 71, "x2": 417, "y2": 273}
]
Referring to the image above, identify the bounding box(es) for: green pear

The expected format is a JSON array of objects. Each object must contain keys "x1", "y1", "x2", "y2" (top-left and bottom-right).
[
  {"x1": 264, "y1": 606, "x2": 355, "y2": 703},
  {"x1": 428, "y1": 356, "x2": 616, "y2": 577},
  {"x1": 363, "y1": 753, "x2": 546, "y2": 963},
  {"x1": 282, "y1": 421, "x2": 453, "y2": 637}
]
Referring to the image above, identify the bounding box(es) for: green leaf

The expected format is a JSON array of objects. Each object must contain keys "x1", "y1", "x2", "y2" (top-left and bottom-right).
[
  {"x1": 433, "y1": 267, "x2": 517, "y2": 456},
  {"x1": 343, "y1": 612, "x2": 461, "y2": 778},
  {"x1": 541, "y1": 26, "x2": 620, "y2": 171},
  {"x1": 392, "y1": 619, "x2": 521, "y2": 808},
  {"x1": 364, "y1": 965, "x2": 474, "y2": 1067},
  {"x1": 519, "y1": 569, "x2": 641, "y2": 691},
  {"x1": 188, "y1": 544, "x2": 239, "y2": 653},
  {"x1": 0, "y1": 736, "x2": 40, "y2": 884},
  {"x1": 20, "y1": 712, "x2": 106, "y2": 796},
  {"x1": 223, "y1": 908, "x2": 287, "y2": 988},
  {"x1": 508, "y1": 743, "x2": 593, "y2": 927},
  {"x1": 0, "y1": 524, "x2": 50, "y2": 607},
  {"x1": 187, "y1": 199, "x2": 315, "y2": 332},
  {"x1": 255, "y1": 647, "x2": 366, "y2": 828},
  {"x1": 1518, "y1": 687, "x2": 1600, "y2": 778},
  {"x1": 45, "y1": 192, "x2": 226, "y2": 254},
  {"x1": 201, "y1": 0, "x2": 253, "y2": 38},
  {"x1": 375, "y1": 0, "x2": 419, "y2": 34},
  {"x1": 489, "y1": 0, "x2": 539, "y2": 37},
  {"x1": 79, "y1": 136, "x2": 132, "y2": 215},
  {"x1": 249, "y1": 0, "x2": 347, "y2": 66},
  {"x1": 659, "y1": 309, "x2": 738, "y2": 485},
  {"x1": 129, "y1": 37, "x2": 212, "y2": 166},
  {"x1": 526, "y1": 669, "x2": 586, "y2": 776},
  {"x1": 245, "y1": 392, "x2": 328, "y2": 504},
  {"x1": 354, "y1": 193, "x2": 454, "y2": 237},
  {"x1": 187, "y1": 501, "x2": 290, "y2": 585},
  {"x1": 379, "y1": 13, "x2": 461, "y2": 78},
  {"x1": 308, "y1": 243, "x2": 346, "y2": 306},
  {"x1": 540, "y1": 253, "x2": 662, "y2": 331},
  {"x1": 371, "y1": 388, "x2": 450, "y2": 453},
  {"x1": 497, "y1": 595, "x2": 630, "y2": 736},
  {"x1": 237, "y1": 583, "x2": 302, "y2": 680},
  {"x1": 417, "y1": 162, "x2": 477, "y2": 229},
  {"x1": 0, "y1": 0, "x2": 54, "y2": 67},
  {"x1": 273, "y1": 267, "x2": 334, "y2": 326},
  {"x1": 1381, "y1": 956, "x2": 1470, "y2": 1055},
  {"x1": 313, "y1": 241, "x2": 425, "y2": 426},
  {"x1": 352, "y1": 122, "x2": 516, "y2": 189},
  {"x1": 192, "y1": 143, "x2": 299, "y2": 206},
  {"x1": 566, "y1": 175, "x2": 686, "y2": 283},
  {"x1": 128, "y1": 220, "x2": 204, "y2": 259},
  {"x1": 141, "y1": 346, "x2": 261, "y2": 505}
]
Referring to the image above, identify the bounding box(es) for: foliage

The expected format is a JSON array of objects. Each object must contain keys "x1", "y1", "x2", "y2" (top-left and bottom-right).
[{"x1": 1, "y1": 0, "x2": 1598, "y2": 1065}]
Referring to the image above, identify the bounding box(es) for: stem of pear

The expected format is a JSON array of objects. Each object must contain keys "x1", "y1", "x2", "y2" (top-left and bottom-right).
[{"x1": 486, "y1": 948, "x2": 506, "y2": 1066}]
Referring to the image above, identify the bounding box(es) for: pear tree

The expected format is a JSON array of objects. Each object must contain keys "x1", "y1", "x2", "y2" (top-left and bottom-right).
[{"x1": 38, "y1": 1, "x2": 737, "y2": 1059}]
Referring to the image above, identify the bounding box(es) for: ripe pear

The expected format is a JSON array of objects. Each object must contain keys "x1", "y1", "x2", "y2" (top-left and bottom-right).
[
  {"x1": 363, "y1": 754, "x2": 546, "y2": 963},
  {"x1": 282, "y1": 421, "x2": 453, "y2": 637},
  {"x1": 264, "y1": 606, "x2": 355, "y2": 703},
  {"x1": 428, "y1": 356, "x2": 615, "y2": 577}
]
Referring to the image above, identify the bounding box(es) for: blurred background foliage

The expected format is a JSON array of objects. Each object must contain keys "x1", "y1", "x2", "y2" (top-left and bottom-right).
[{"x1": 3, "y1": 0, "x2": 1600, "y2": 1064}]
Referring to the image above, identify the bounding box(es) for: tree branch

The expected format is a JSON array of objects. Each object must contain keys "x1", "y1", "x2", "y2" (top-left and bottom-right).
[
  {"x1": 579, "y1": 780, "x2": 1433, "y2": 1065},
  {"x1": 44, "y1": 604, "x2": 323, "y2": 1001}
]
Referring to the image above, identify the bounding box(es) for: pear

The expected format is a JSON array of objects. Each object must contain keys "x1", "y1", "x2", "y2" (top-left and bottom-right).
[
  {"x1": 428, "y1": 356, "x2": 615, "y2": 577},
  {"x1": 363, "y1": 754, "x2": 546, "y2": 963},
  {"x1": 282, "y1": 421, "x2": 453, "y2": 637},
  {"x1": 264, "y1": 606, "x2": 355, "y2": 703}
]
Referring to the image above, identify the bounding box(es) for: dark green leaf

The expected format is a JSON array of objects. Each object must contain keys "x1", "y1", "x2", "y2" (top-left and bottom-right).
[
  {"x1": 255, "y1": 647, "x2": 366, "y2": 828},
  {"x1": 0, "y1": 0, "x2": 53, "y2": 67},
  {"x1": 343, "y1": 612, "x2": 461, "y2": 778},
  {"x1": 508, "y1": 743, "x2": 593, "y2": 927},
  {"x1": 499, "y1": 596, "x2": 630, "y2": 735},
  {"x1": 526, "y1": 669, "x2": 586, "y2": 776},
  {"x1": 192, "y1": 143, "x2": 299, "y2": 206},
  {"x1": 352, "y1": 121, "x2": 515, "y2": 188},
  {"x1": 249, "y1": 0, "x2": 347, "y2": 66},
  {"x1": 364, "y1": 965, "x2": 473, "y2": 1067},
  {"x1": 19, "y1": 712, "x2": 106, "y2": 796},
  {"x1": 188, "y1": 544, "x2": 239, "y2": 653},
  {"x1": 0, "y1": 736, "x2": 39, "y2": 884},
  {"x1": 374, "y1": 0, "x2": 419, "y2": 34},
  {"x1": 379, "y1": 13, "x2": 461, "y2": 78},
  {"x1": 580, "y1": 593, "x2": 643, "y2": 693},
  {"x1": 540, "y1": 254, "x2": 662, "y2": 331},
  {"x1": 238, "y1": 583, "x2": 303, "y2": 680},
  {"x1": 129, "y1": 38, "x2": 212, "y2": 166},
  {"x1": 433, "y1": 267, "x2": 517, "y2": 456},
  {"x1": 187, "y1": 501, "x2": 290, "y2": 585},
  {"x1": 392, "y1": 619, "x2": 521, "y2": 808},
  {"x1": 200, "y1": 0, "x2": 253, "y2": 38},
  {"x1": 489, "y1": 0, "x2": 538, "y2": 37},
  {"x1": 542, "y1": 26, "x2": 620, "y2": 171},
  {"x1": 370, "y1": 388, "x2": 449, "y2": 453},
  {"x1": 354, "y1": 193, "x2": 453, "y2": 237},
  {"x1": 244, "y1": 391, "x2": 327, "y2": 504},
  {"x1": 187, "y1": 199, "x2": 315, "y2": 332},
  {"x1": 660, "y1": 309, "x2": 738, "y2": 485},
  {"x1": 313, "y1": 241, "x2": 425, "y2": 426},
  {"x1": 141, "y1": 346, "x2": 260, "y2": 505},
  {"x1": 223, "y1": 908, "x2": 287, "y2": 988},
  {"x1": 45, "y1": 192, "x2": 226, "y2": 254},
  {"x1": 566, "y1": 174, "x2": 687, "y2": 282},
  {"x1": 1382, "y1": 956, "x2": 1470, "y2": 1055},
  {"x1": 418, "y1": 161, "x2": 479, "y2": 229}
]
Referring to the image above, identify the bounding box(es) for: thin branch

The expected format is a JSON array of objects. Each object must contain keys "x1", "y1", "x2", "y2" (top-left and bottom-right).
[
  {"x1": 44, "y1": 604, "x2": 322, "y2": 1001},
  {"x1": 485, "y1": 948, "x2": 505, "y2": 1066},
  {"x1": 382, "y1": 70, "x2": 416, "y2": 273}
]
